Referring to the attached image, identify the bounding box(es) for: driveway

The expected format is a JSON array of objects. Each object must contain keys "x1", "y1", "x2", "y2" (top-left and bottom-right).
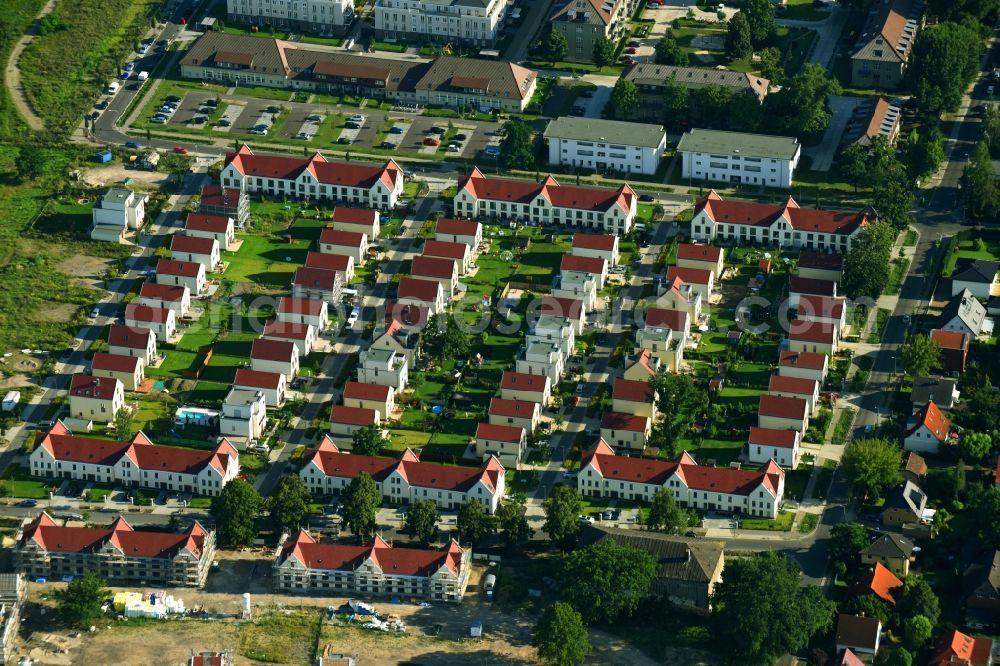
[
  {"x1": 778, "y1": 5, "x2": 848, "y2": 70},
  {"x1": 804, "y1": 94, "x2": 860, "y2": 171},
  {"x1": 579, "y1": 74, "x2": 619, "y2": 118}
]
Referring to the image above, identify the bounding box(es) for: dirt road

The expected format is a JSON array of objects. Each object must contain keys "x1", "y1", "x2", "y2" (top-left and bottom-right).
[{"x1": 3, "y1": 0, "x2": 58, "y2": 132}]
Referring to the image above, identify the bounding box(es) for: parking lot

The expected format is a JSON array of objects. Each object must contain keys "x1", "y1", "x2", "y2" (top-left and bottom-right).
[
  {"x1": 230, "y1": 99, "x2": 273, "y2": 134},
  {"x1": 279, "y1": 105, "x2": 324, "y2": 141}
]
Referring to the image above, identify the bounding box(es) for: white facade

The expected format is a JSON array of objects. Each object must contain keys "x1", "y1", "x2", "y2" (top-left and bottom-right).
[
  {"x1": 125, "y1": 307, "x2": 176, "y2": 343},
  {"x1": 357, "y1": 349, "x2": 409, "y2": 390},
  {"x1": 545, "y1": 125, "x2": 666, "y2": 175},
  {"x1": 136, "y1": 284, "x2": 191, "y2": 318},
  {"x1": 69, "y1": 379, "x2": 125, "y2": 424},
  {"x1": 220, "y1": 389, "x2": 267, "y2": 443},
  {"x1": 552, "y1": 272, "x2": 597, "y2": 311},
  {"x1": 374, "y1": 0, "x2": 509, "y2": 46},
  {"x1": 678, "y1": 131, "x2": 801, "y2": 188},
  {"x1": 516, "y1": 341, "x2": 563, "y2": 385},
  {"x1": 92, "y1": 188, "x2": 147, "y2": 242},
  {"x1": 226, "y1": 0, "x2": 354, "y2": 32}
]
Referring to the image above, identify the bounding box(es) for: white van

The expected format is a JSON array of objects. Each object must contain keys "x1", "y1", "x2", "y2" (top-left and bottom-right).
[{"x1": 106, "y1": 81, "x2": 121, "y2": 95}]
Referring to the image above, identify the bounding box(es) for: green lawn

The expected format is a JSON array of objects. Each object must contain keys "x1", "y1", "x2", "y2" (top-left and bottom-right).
[
  {"x1": 885, "y1": 257, "x2": 909, "y2": 296},
  {"x1": 941, "y1": 236, "x2": 1000, "y2": 277},
  {"x1": 867, "y1": 308, "x2": 891, "y2": 343},
  {"x1": 224, "y1": 233, "x2": 308, "y2": 290},
  {"x1": 742, "y1": 510, "x2": 794, "y2": 532},
  {"x1": 798, "y1": 513, "x2": 819, "y2": 533},
  {"x1": 2, "y1": 465, "x2": 54, "y2": 499},
  {"x1": 676, "y1": 437, "x2": 744, "y2": 466},
  {"x1": 779, "y1": 0, "x2": 832, "y2": 22}
]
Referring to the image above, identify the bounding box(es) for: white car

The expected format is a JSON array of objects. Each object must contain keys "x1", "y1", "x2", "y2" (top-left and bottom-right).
[
  {"x1": 346, "y1": 308, "x2": 360, "y2": 327},
  {"x1": 348, "y1": 114, "x2": 365, "y2": 123}
]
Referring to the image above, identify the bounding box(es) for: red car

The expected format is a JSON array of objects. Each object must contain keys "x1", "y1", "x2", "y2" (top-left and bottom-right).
[
  {"x1": 622, "y1": 57, "x2": 636, "y2": 66},
  {"x1": 423, "y1": 137, "x2": 440, "y2": 146},
  {"x1": 174, "y1": 145, "x2": 189, "y2": 154},
  {"x1": 625, "y1": 47, "x2": 637, "y2": 54}
]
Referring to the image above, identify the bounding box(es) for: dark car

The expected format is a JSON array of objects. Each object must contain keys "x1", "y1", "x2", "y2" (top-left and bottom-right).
[
  {"x1": 204, "y1": 98, "x2": 219, "y2": 107},
  {"x1": 639, "y1": 194, "x2": 655, "y2": 202},
  {"x1": 569, "y1": 105, "x2": 586, "y2": 116},
  {"x1": 337, "y1": 137, "x2": 351, "y2": 144},
  {"x1": 345, "y1": 121, "x2": 361, "y2": 129},
  {"x1": 96, "y1": 99, "x2": 110, "y2": 110},
  {"x1": 265, "y1": 105, "x2": 281, "y2": 114},
  {"x1": 17, "y1": 500, "x2": 37, "y2": 508},
  {"x1": 428, "y1": 126, "x2": 446, "y2": 135},
  {"x1": 389, "y1": 126, "x2": 404, "y2": 134},
  {"x1": 165, "y1": 95, "x2": 181, "y2": 103},
  {"x1": 380, "y1": 141, "x2": 396, "y2": 149},
  {"x1": 628, "y1": 40, "x2": 640, "y2": 47},
  {"x1": 125, "y1": 140, "x2": 140, "y2": 148},
  {"x1": 454, "y1": 133, "x2": 467, "y2": 141},
  {"x1": 88, "y1": 111, "x2": 100, "y2": 120},
  {"x1": 217, "y1": 118, "x2": 231, "y2": 127},
  {"x1": 579, "y1": 89, "x2": 594, "y2": 98}
]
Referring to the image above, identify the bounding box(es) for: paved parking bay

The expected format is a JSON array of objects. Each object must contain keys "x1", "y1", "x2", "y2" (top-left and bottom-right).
[
  {"x1": 466, "y1": 120, "x2": 502, "y2": 156},
  {"x1": 278, "y1": 106, "x2": 318, "y2": 140},
  {"x1": 351, "y1": 110, "x2": 386, "y2": 149},
  {"x1": 212, "y1": 103, "x2": 244, "y2": 132},
  {"x1": 168, "y1": 92, "x2": 213, "y2": 126},
  {"x1": 380, "y1": 118, "x2": 412, "y2": 150},
  {"x1": 405, "y1": 116, "x2": 442, "y2": 151},
  {"x1": 231, "y1": 100, "x2": 271, "y2": 134}
]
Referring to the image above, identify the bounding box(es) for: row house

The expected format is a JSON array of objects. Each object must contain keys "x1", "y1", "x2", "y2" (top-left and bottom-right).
[
  {"x1": 305, "y1": 251, "x2": 355, "y2": 285},
  {"x1": 453, "y1": 168, "x2": 637, "y2": 234},
  {"x1": 423, "y1": 239, "x2": 472, "y2": 274},
  {"x1": 552, "y1": 270, "x2": 597, "y2": 311},
  {"x1": 69, "y1": 374, "x2": 124, "y2": 424},
  {"x1": 198, "y1": 184, "x2": 248, "y2": 229},
  {"x1": 657, "y1": 277, "x2": 702, "y2": 323},
  {"x1": 274, "y1": 532, "x2": 469, "y2": 602},
  {"x1": 91, "y1": 352, "x2": 144, "y2": 392},
  {"x1": 529, "y1": 315, "x2": 575, "y2": 360},
  {"x1": 767, "y1": 374, "x2": 820, "y2": 415},
  {"x1": 643, "y1": 307, "x2": 690, "y2": 338},
  {"x1": 277, "y1": 296, "x2": 329, "y2": 332},
  {"x1": 342, "y1": 381, "x2": 395, "y2": 419},
  {"x1": 357, "y1": 348, "x2": 409, "y2": 390},
  {"x1": 331, "y1": 206, "x2": 380, "y2": 239},
  {"x1": 488, "y1": 397, "x2": 540, "y2": 433},
  {"x1": 611, "y1": 378, "x2": 658, "y2": 419},
  {"x1": 319, "y1": 228, "x2": 368, "y2": 265},
  {"x1": 691, "y1": 191, "x2": 874, "y2": 253},
  {"x1": 29, "y1": 422, "x2": 239, "y2": 496},
  {"x1": 788, "y1": 276, "x2": 838, "y2": 310},
  {"x1": 758, "y1": 394, "x2": 809, "y2": 434},
  {"x1": 136, "y1": 282, "x2": 190, "y2": 318},
  {"x1": 300, "y1": 437, "x2": 505, "y2": 512},
  {"x1": 571, "y1": 233, "x2": 619, "y2": 267},
  {"x1": 516, "y1": 341, "x2": 563, "y2": 386},
  {"x1": 370, "y1": 313, "x2": 422, "y2": 368},
  {"x1": 797, "y1": 250, "x2": 844, "y2": 283},
  {"x1": 747, "y1": 427, "x2": 801, "y2": 469},
  {"x1": 292, "y1": 266, "x2": 343, "y2": 304},
  {"x1": 220, "y1": 146, "x2": 404, "y2": 212},
  {"x1": 474, "y1": 422, "x2": 527, "y2": 466},
  {"x1": 156, "y1": 258, "x2": 206, "y2": 295},
  {"x1": 262, "y1": 320, "x2": 317, "y2": 358},
  {"x1": 108, "y1": 324, "x2": 157, "y2": 366},
  {"x1": 435, "y1": 217, "x2": 482, "y2": 248},
  {"x1": 185, "y1": 212, "x2": 236, "y2": 251},
  {"x1": 666, "y1": 266, "x2": 713, "y2": 304},
  {"x1": 561, "y1": 254, "x2": 608, "y2": 289},
  {"x1": 788, "y1": 320, "x2": 839, "y2": 355},
  {"x1": 170, "y1": 234, "x2": 220, "y2": 273},
  {"x1": 499, "y1": 370, "x2": 552, "y2": 407},
  {"x1": 777, "y1": 350, "x2": 829, "y2": 385},
  {"x1": 125, "y1": 303, "x2": 176, "y2": 343},
  {"x1": 329, "y1": 405, "x2": 380, "y2": 443},
  {"x1": 600, "y1": 412, "x2": 651, "y2": 451},
  {"x1": 220, "y1": 389, "x2": 267, "y2": 444},
  {"x1": 397, "y1": 277, "x2": 446, "y2": 315},
  {"x1": 796, "y1": 295, "x2": 847, "y2": 339},
  {"x1": 15, "y1": 513, "x2": 215, "y2": 588},
  {"x1": 540, "y1": 296, "x2": 586, "y2": 335},
  {"x1": 579, "y1": 440, "x2": 785, "y2": 518},
  {"x1": 233, "y1": 368, "x2": 286, "y2": 408},
  {"x1": 623, "y1": 349, "x2": 661, "y2": 382},
  {"x1": 676, "y1": 243, "x2": 724, "y2": 280},
  {"x1": 635, "y1": 326, "x2": 685, "y2": 373},
  {"x1": 250, "y1": 338, "x2": 299, "y2": 381},
  {"x1": 411, "y1": 254, "x2": 459, "y2": 295}
]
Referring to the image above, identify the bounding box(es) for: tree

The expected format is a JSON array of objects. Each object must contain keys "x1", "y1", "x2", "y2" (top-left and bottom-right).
[
  {"x1": 210, "y1": 478, "x2": 263, "y2": 546},
  {"x1": 112, "y1": 407, "x2": 135, "y2": 439},
  {"x1": 544, "y1": 28, "x2": 568, "y2": 64},
  {"x1": 499, "y1": 119, "x2": 536, "y2": 170},
  {"x1": 899, "y1": 334, "x2": 941, "y2": 378},
  {"x1": 927, "y1": 0, "x2": 1000, "y2": 23},
  {"x1": 55, "y1": 570, "x2": 110, "y2": 629},
  {"x1": 763, "y1": 64, "x2": 842, "y2": 135},
  {"x1": 837, "y1": 143, "x2": 871, "y2": 192},
  {"x1": 725, "y1": 11, "x2": 753, "y2": 60},
  {"x1": 646, "y1": 488, "x2": 688, "y2": 534},
  {"x1": 533, "y1": 602, "x2": 591, "y2": 666},
  {"x1": 543, "y1": 484, "x2": 582, "y2": 549},
  {"x1": 983, "y1": 103, "x2": 1000, "y2": 157},
  {"x1": 842, "y1": 220, "x2": 894, "y2": 300},
  {"x1": 654, "y1": 34, "x2": 689, "y2": 65},
  {"x1": 959, "y1": 431, "x2": 993, "y2": 461},
  {"x1": 727, "y1": 90, "x2": 764, "y2": 132},
  {"x1": 841, "y1": 437, "x2": 902, "y2": 501},
  {"x1": 405, "y1": 499, "x2": 439, "y2": 545},
  {"x1": 268, "y1": 475, "x2": 312, "y2": 534},
  {"x1": 903, "y1": 615, "x2": 933, "y2": 650},
  {"x1": 661, "y1": 78, "x2": 690, "y2": 129},
  {"x1": 888, "y1": 647, "x2": 914, "y2": 666},
  {"x1": 961, "y1": 369, "x2": 1000, "y2": 432},
  {"x1": 457, "y1": 499, "x2": 496, "y2": 544},
  {"x1": 894, "y1": 576, "x2": 941, "y2": 627},
  {"x1": 423, "y1": 313, "x2": 472, "y2": 364},
  {"x1": 907, "y1": 22, "x2": 983, "y2": 119},
  {"x1": 558, "y1": 540, "x2": 657, "y2": 623},
  {"x1": 610, "y1": 80, "x2": 639, "y2": 119},
  {"x1": 743, "y1": 0, "x2": 777, "y2": 47},
  {"x1": 342, "y1": 471, "x2": 381, "y2": 537},
  {"x1": 902, "y1": 125, "x2": 945, "y2": 182},
  {"x1": 351, "y1": 423, "x2": 389, "y2": 456},
  {"x1": 712, "y1": 552, "x2": 835, "y2": 664},
  {"x1": 845, "y1": 593, "x2": 891, "y2": 625},
  {"x1": 757, "y1": 46, "x2": 784, "y2": 85},
  {"x1": 689, "y1": 85, "x2": 735, "y2": 130},
  {"x1": 497, "y1": 498, "x2": 533, "y2": 545},
  {"x1": 961, "y1": 140, "x2": 1000, "y2": 221},
  {"x1": 592, "y1": 37, "x2": 615, "y2": 67},
  {"x1": 829, "y1": 522, "x2": 869, "y2": 574},
  {"x1": 648, "y1": 371, "x2": 708, "y2": 455},
  {"x1": 872, "y1": 167, "x2": 915, "y2": 232},
  {"x1": 973, "y1": 489, "x2": 1000, "y2": 550}
]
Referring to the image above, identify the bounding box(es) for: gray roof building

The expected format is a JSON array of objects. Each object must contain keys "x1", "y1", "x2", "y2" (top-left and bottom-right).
[
  {"x1": 862, "y1": 533, "x2": 915, "y2": 560},
  {"x1": 676, "y1": 128, "x2": 801, "y2": 161},
  {"x1": 940, "y1": 289, "x2": 988, "y2": 336},
  {"x1": 910, "y1": 376, "x2": 960, "y2": 410},
  {"x1": 953, "y1": 259, "x2": 1000, "y2": 286},
  {"x1": 623, "y1": 63, "x2": 770, "y2": 102},
  {"x1": 882, "y1": 479, "x2": 927, "y2": 523},
  {"x1": 543, "y1": 117, "x2": 666, "y2": 149}
]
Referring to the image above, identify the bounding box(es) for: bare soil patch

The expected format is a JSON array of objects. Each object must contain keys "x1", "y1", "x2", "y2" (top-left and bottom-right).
[
  {"x1": 55, "y1": 254, "x2": 112, "y2": 281},
  {"x1": 32, "y1": 302, "x2": 79, "y2": 324},
  {"x1": 81, "y1": 165, "x2": 171, "y2": 190},
  {"x1": 0, "y1": 353, "x2": 41, "y2": 372}
]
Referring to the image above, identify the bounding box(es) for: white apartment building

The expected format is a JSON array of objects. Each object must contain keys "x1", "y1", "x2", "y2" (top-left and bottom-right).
[
  {"x1": 374, "y1": 0, "x2": 509, "y2": 46},
  {"x1": 220, "y1": 389, "x2": 267, "y2": 444},
  {"x1": 226, "y1": 0, "x2": 354, "y2": 34},
  {"x1": 357, "y1": 348, "x2": 409, "y2": 390},
  {"x1": 543, "y1": 117, "x2": 667, "y2": 175},
  {"x1": 516, "y1": 341, "x2": 564, "y2": 385},
  {"x1": 677, "y1": 129, "x2": 802, "y2": 188},
  {"x1": 91, "y1": 187, "x2": 147, "y2": 243}
]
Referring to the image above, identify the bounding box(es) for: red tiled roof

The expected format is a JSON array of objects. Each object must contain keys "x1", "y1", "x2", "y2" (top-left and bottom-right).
[
  {"x1": 644, "y1": 307, "x2": 688, "y2": 330},
  {"x1": 676, "y1": 243, "x2": 723, "y2": 263},
  {"x1": 251, "y1": 338, "x2": 296, "y2": 363},
  {"x1": 601, "y1": 411, "x2": 649, "y2": 432},
  {"x1": 779, "y1": 350, "x2": 828, "y2": 371},
  {"x1": 343, "y1": 381, "x2": 391, "y2": 402},
  {"x1": 908, "y1": 401, "x2": 951, "y2": 442},
  {"x1": 476, "y1": 422, "x2": 525, "y2": 443},
  {"x1": 319, "y1": 228, "x2": 366, "y2": 247},
  {"x1": 20, "y1": 512, "x2": 207, "y2": 558},
  {"x1": 234, "y1": 368, "x2": 284, "y2": 390},
  {"x1": 411, "y1": 254, "x2": 457, "y2": 280},
  {"x1": 798, "y1": 250, "x2": 843, "y2": 271},
  {"x1": 666, "y1": 265, "x2": 712, "y2": 286},
  {"x1": 138, "y1": 282, "x2": 187, "y2": 302},
  {"x1": 386, "y1": 302, "x2": 430, "y2": 328},
  {"x1": 125, "y1": 303, "x2": 172, "y2": 325},
  {"x1": 185, "y1": 212, "x2": 233, "y2": 234},
  {"x1": 458, "y1": 168, "x2": 634, "y2": 213},
  {"x1": 293, "y1": 266, "x2": 338, "y2": 290},
  {"x1": 199, "y1": 184, "x2": 242, "y2": 209},
  {"x1": 561, "y1": 254, "x2": 607, "y2": 273},
  {"x1": 225, "y1": 147, "x2": 401, "y2": 191},
  {"x1": 748, "y1": 426, "x2": 799, "y2": 449},
  {"x1": 931, "y1": 629, "x2": 994, "y2": 666},
  {"x1": 612, "y1": 378, "x2": 654, "y2": 403},
  {"x1": 759, "y1": 394, "x2": 807, "y2": 420},
  {"x1": 696, "y1": 191, "x2": 870, "y2": 235},
  {"x1": 851, "y1": 562, "x2": 902, "y2": 605},
  {"x1": 500, "y1": 371, "x2": 549, "y2": 394},
  {"x1": 156, "y1": 258, "x2": 203, "y2": 278},
  {"x1": 422, "y1": 239, "x2": 469, "y2": 261},
  {"x1": 278, "y1": 296, "x2": 325, "y2": 317},
  {"x1": 279, "y1": 531, "x2": 464, "y2": 577},
  {"x1": 436, "y1": 217, "x2": 481, "y2": 237},
  {"x1": 305, "y1": 251, "x2": 352, "y2": 272},
  {"x1": 170, "y1": 234, "x2": 217, "y2": 255},
  {"x1": 788, "y1": 320, "x2": 837, "y2": 344},
  {"x1": 329, "y1": 405, "x2": 378, "y2": 427},
  {"x1": 572, "y1": 233, "x2": 617, "y2": 252},
  {"x1": 263, "y1": 320, "x2": 312, "y2": 340},
  {"x1": 332, "y1": 206, "x2": 378, "y2": 225},
  {"x1": 629, "y1": 349, "x2": 657, "y2": 376},
  {"x1": 108, "y1": 324, "x2": 154, "y2": 350},
  {"x1": 768, "y1": 375, "x2": 819, "y2": 397},
  {"x1": 797, "y1": 295, "x2": 845, "y2": 319},
  {"x1": 838, "y1": 649, "x2": 866, "y2": 666},
  {"x1": 789, "y1": 276, "x2": 837, "y2": 297},
  {"x1": 397, "y1": 276, "x2": 442, "y2": 303},
  {"x1": 69, "y1": 374, "x2": 119, "y2": 400},
  {"x1": 91, "y1": 352, "x2": 140, "y2": 374},
  {"x1": 930, "y1": 328, "x2": 970, "y2": 351},
  {"x1": 489, "y1": 397, "x2": 537, "y2": 419},
  {"x1": 540, "y1": 296, "x2": 584, "y2": 320}
]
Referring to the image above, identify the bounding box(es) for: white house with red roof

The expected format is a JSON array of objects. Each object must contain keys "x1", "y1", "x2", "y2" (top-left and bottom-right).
[
  {"x1": 319, "y1": 228, "x2": 368, "y2": 264},
  {"x1": 305, "y1": 250, "x2": 355, "y2": 284},
  {"x1": 371, "y1": 314, "x2": 421, "y2": 368},
  {"x1": 453, "y1": 169, "x2": 637, "y2": 234},
  {"x1": 611, "y1": 378, "x2": 658, "y2": 419},
  {"x1": 329, "y1": 405, "x2": 380, "y2": 442},
  {"x1": 342, "y1": 381, "x2": 395, "y2": 419},
  {"x1": 69, "y1": 374, "x2": 124, "y2": 423},
  {"x1": 798, "y1": 250, "x2": 844, "y2": 283},
  {"x1": 397, "y1": 276, "x2": 446, "y2": 315},
  {"x1": 423, "y1": 239, "x2": 472, "y2": 274},
  {"x1": 796, "y1": 295, "x2": 847, "y2": 339},
  {"x1": 233, "y1": 368, "x2": 286, "y2": 408},
  {"x1": 635, "y1": 325, "x2": 686, "y2": 373},
  {"x1": 642, "y1": 307, "x2": 690, "y2": 338},
  {"x1": 91, "y1": 352, "x2": 144, "y2": 392},
  {"x1": 170, "y1": 234, "x2": 220, "y2": 272},
  {"x1": 500, "y1": 370, "x2": 552, "y2": 406},
  {"x1": 292, "y1": 266, "x2": 343, "y2": 303},
  {"x1": 220, "y1": 389, "x2": 267, "y2": 443},
  {"x1": 571, "y1": 233, "x2": 620, "y2": 266},
  {"x1": 137, "y1": 282, "x2": 191, "y2": 318},
  {"x1": 331, "y1": 206, "x2": 380, "y2": 239},
  {"x1": 747, "y1": 426, "x2": 801, "y2": 469},
  {"x1": 528, "y1": 315, "x2": 576, "y2": 360},
  {"x1": 185, "y1": 212, "x2": 236, "y2": 250},
  {"x1": 788, "y1": 320, "x2": 839, "y2": 355},
  {"x1": 156, "y1": 258, "x2": 206, "y2": 295},
  {"x1": 561, "y1": 254, "x2": 608, "y2": 289},
  {"x1": 125, "y1": 303, "x2": 177, "y2": 343},
  {"x1": 108, "y1": 324, "x2": 157, "y2": 366},
  {"x1": 789, "y1": 276, "x2": 838, "y2": 310},
  {"x1": 29, "y1": 422, "x2": 239, "y2": 495},
  {"x1": 758, "y1": 394, "x2": 809, "y2": 434},
  {"x1": 435, "y1": 217, "x2": 483, "y2": 248},
  {"x1": 488, "y1": 397, "x2": 540, "y2": 433},
  {"x1": 690, "y1": 191, "x2": 873, "y2": 252},
  {"x1": 903, "y1": 401, "x2": 952, "y2": 454},
  {"x1": 15, "y1": 512, "x2": 215, "y2": 587},
  {"x1": 273, "y1": 530, "x2": 470, "y2": 601},
  {"x1": 299, "y1": 437, "x2": 506, "y2": 512},
  {"x1": 600, "y1": 412, "x2": 652, "y2": 451},
  {"x1": 623, "y1": 349, "x2": 662, "y2": 381},
  {"x1": 930, "y1": 629, "x2": 994, "y2": 666},
  {"x1": 516, "y1": 340, "x2": 564, "y2": 385},
  {"x1": 768, "y1": 374, "x2": 820, "y2": 415},
  {"x1": 540, "y1": 296, "x2": 587, "y2": 335},
  {"x1": 411, "y1": 254, "x2": 458, "y2": 295},
  {"x1": 250, "y1": 338, "x2": 299, "y2": 380},
  {"x1": 358, "y1": 348, "x2": 409, "y2": 390},
  {"x1": 676, "y1": 243, "x2": 725, "y2": 279},
  {"x1": 554, "y1": 267, "x2": 598, "y2": 311},
  {"x1": 220, "y1": 146, "x2": 404, "y2": 211},
  {"x1": 277, "y1": 296, "x2": 329, "y2": 332},
  {"x1": 666, "y1": 266, "x2": 713, "y2": 303},
  {"x1": 474, "y1": 422, "x2": 527, "y2": 465},
  {"x1": 778, "y1": 350, "x2": 828, "y2": 384},
  {"x1": 579, "y1": 440, "x2": 785, "y2": 518},
  {"x1": 198, "y1": 183, "x2": 248, "y2": 228},
  {"x1": 262, "y1": 320, "x2": 316, "y2": 358},
  {"x1": 656, "y1": 277, "x2": 702, "y2": 322}
]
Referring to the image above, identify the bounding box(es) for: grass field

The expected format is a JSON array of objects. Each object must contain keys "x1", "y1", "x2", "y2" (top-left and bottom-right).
[
  {"x1": 885, "y1": 257, "x2": 909, "y2": 295},
  {"x1": 742, "y1": 510, "x2": 794, "y2": 531},
  {"x1": 2, "y1": 464, "x2": 54, "y2": 499},
  {"x1": 941, "y1": 236, "x2": 1000, "y2": 277},
  {"x1": 0, "y1": 1, "x2": 48, "y2": 138}
]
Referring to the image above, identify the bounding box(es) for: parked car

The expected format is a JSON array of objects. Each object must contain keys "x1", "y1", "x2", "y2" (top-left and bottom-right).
[
  {"x1": 17, "y1": 500, "x2": 37, "y2": 508},
  {"x1": 484, "y1": 146, "x2": 501, "y2": 157},
  {"x1": 96, "y1": 99, "x2": 110, "y2": 110},
  {"x1": 174, "y1": 145, "x2": 189, "y2": 154},
  {"x1": 217, "y1": 118, "x2": 231, "y2": 127},
  {"x1": 622, "y1": 56, "x2": 636, "y2": 66},
  {"x1": 305, "y1": 114, "x2": 322, "y2": 122},
  {"x1": 203, "y1": 98, "x2": 218, "y2": 107},
  {"x1": 347, "y1": 308, "x2": 360, "y2": 327},
  {"x1": 423, "y1": 137, "x2": 441, "y2": 146},
  {"x1": 447, "y1": 144, "x2": 461, "y2": 152},
  {"x1": 348, "y1": 114, "x2": 365, "y2": 122},
  {"x1": 345, "y1": 122, "x2": 361, "y2": 129},
  {"x1": 428, "y1": 126, "x2": 446, "y2": 135},
  {"x1": 638, "y1": 193, "x2": 655, "y2": 202},
  {"x1": 337, "y1": 137, "x2": 351, "y2": 144},
  {"x1": 150, "y1": 115, "x2": 167, "y2": 124},
  {"x1": 265, "y1": 105, "x2": 281, "y2": 114},
  {"x1": 569, "y1": 105, "x2": 586, "y2": 116},
  {"x1": 165, "y1": 95, "x2": 181, "y2": 103},
  {"x1": 454, "y1": 133, "x2": 467, "y2": 141},
  {"x1": 625, "y1": 47, "x2": 637, "y2": 54},
  {"x1": 389, "y1": 126, "x2": 404, "y2": 134},
  {"x1": 190, "y1": 115, "x2": 207, "y2": 124},
  {"x1": 380, "y1": 141, "x2": 396, "y2": 149},
  {"x1": 628, "y1": 40, "x2": 640, "y2": 47}
]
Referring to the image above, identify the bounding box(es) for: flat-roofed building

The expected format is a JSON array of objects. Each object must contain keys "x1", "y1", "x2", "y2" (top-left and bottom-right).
[
  {"x1": 678, "y1": 129, "x2": 801, "y2": 189},
  {"x1": 544, "y1": 117, "x2": 666, "y2": 175}
]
